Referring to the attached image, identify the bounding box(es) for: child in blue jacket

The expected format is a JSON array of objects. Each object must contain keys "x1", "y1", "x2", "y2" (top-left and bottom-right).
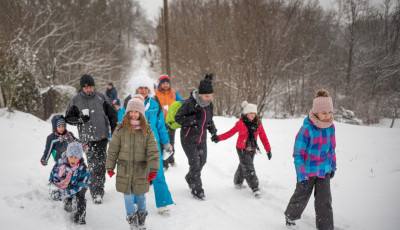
[
  {"x1": 49, "y1": 141, "x2": 90, "y2": 224},
  {"x1": 41, "y1": 115, "x2": 76, "y2": 166}
]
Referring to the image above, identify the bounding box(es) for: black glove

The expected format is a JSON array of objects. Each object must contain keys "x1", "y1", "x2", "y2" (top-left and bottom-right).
[
  {"x1": 300, "y1": 180, "x2": 308, "y2": 190},
  {"x1": 211, "y1": 134, "x2": 220, "y2": 143},
  {"x1": 330, "y1": 171, "x2": 335, "y2": 179},
  {"x1": 80, "y1": 115, "x2": 90, "y2": 123},
  {"x1": 266, "y1": 151, "x2": 272, "y2": 160}
]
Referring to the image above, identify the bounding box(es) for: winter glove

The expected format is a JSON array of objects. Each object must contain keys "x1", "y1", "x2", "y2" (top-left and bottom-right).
[
  {"x1": 147, "y1": 172, "x2": 157, "y2": 182},
  {"x1": 107, "y1": 171, "x2": 115, "y2": 178},
  {"x1": 211, "y1": 134, "x2": 220, "y2": 143},
  {"x1": 41, "y1": 159, "x2": 47, "y2": 166},
  {"x1": 299, "y1": 180, "x2": 308, "y2": 190},
  {"x1": 80, "y1": 115, "x2": 90, "y2": 123},
  {"x1": 330, "y1": 171, "x2": 335, "y2": 179},
  {"x1": 266, "y1": 151, "x2": 272, "y2": 160}
]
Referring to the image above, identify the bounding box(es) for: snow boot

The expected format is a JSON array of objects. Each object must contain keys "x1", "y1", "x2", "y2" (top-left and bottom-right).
[
  {"x1": 137, "y1": 211, "x2": 148, "y2": 230},
  {"x1": 191, "y1": 189, "x2": 206, "y2": 200},
  {"x1": 253, "y1": 188, "x2": 261, "y2": 198},
  {"x1": 126, "y1": 214, "x2": 138, "y2": 230},
  {"x1": 158, "y1": 206, "x2": 171, "y2": 215},
  {"x1": 234, "y1": 184, "x2": 246, "y2": 189},
  {"x1": 285, "y1": 216, "x2": 297, "y2": 229},
  {"x1": 93, "y1": 194, "x2": 103, "y2": 204},
  {"x1": 63, "y1": 197, "x2": 73, "y2": 212},
  {"x1": 73, "y1": 197, "x2": 86, "y2": 225}
]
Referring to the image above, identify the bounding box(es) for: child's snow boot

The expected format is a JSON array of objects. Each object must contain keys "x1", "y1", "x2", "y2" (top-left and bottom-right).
[
  {"x1": 126, "y1": 214, "x2": 138, "y2": 230},
  {"x1": 63, "y1": 197, "x2": 73, "y2": 212},
  {"x1": 73, "y1": 198, "x2": 86, "y2": 225},
  {"x1": 137, "y1": 211, "x2": 148, "y2": 230}
]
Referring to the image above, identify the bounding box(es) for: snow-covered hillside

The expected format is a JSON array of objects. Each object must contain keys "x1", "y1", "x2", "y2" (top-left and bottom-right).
[{"x1": 0, "y1": 108, "x2": 399, "y2": 230}]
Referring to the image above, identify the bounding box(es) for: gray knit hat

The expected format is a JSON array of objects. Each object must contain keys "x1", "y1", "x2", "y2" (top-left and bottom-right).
[
  {"x1": 66, "y1": 142, "x2": 83, "y2": 159},
  {"x1": 126, "y1": 95, "x2": 145, "y2": 117}
]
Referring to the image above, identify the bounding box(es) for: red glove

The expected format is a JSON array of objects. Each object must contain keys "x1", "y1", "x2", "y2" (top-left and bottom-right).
[
  {"x1": 40, "y1": 160, "x2": 47, "y2": 166},
  {"x1": 107, "y1": 171, "x2": 115, "y2": 178},
  {"x1": 147, "y1": 172, "x2": 157, "y2": 182}
]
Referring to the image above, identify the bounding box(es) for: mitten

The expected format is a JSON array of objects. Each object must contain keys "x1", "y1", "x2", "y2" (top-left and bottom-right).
[
  {"x1": 80, "y1": 115, "x2": 90, "y2": 123},
  {"x1": 300, "y1": 180, "x2": 308, "y2": 190},
  {"x1": 211, "y1": 134, "x2": 220, "y2": 143},
  {"x1": 330, "y1": 171, "x2": 335, "y2": 179},
  {"x1": 41, "y1": 159, "x2": 47, "y2": 166},
  {"x1": 107, "y1": 171, "x2": 115, "y2": 178},
  {"x1": 266, "y1": 151, "x2": 272, "y2": 160},
  {"x1": 147, "y1": 172, "x2": 157, "y2": 182}
]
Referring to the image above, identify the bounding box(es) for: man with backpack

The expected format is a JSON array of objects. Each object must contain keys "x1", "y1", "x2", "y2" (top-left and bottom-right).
[{"x1": 154, "y1": 75, "x2": 184, "y2": 171}]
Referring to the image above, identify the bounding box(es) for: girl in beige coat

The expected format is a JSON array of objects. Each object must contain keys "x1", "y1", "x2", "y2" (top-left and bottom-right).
[{"x1": 106, "y1": 95, "x2": 160, "y2": 229}]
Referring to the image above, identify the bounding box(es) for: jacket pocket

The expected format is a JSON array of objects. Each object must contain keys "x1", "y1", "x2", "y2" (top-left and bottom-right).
[
  {"x1": 134, "y1": 161, "x2": 148, "y2": 181},
  {"x1": 116, "y1": 160, "x2": 127, "y2": 177}
]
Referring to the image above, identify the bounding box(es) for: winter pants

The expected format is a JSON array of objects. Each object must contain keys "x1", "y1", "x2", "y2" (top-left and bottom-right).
[
  {"x1": 124, "y1": 192, "x2": 146, "y2": 215},
  {"x1": 284, "y1": 174, "x2": 333, "y2": 230},
  {"x1": 182, "y1": 141, "x2": 207, "y2": 194},
  {"x1": 163, "y1": 128, "x2": 176, "y2": 168},
  {"x1": 234, "y1": 148, "x2": 259, "y2": 190},
  {"x1": 64, "y1": 187, "x2": 87, "y2": 222},
  {"x1": 86, "y1": 139, "x2": 107, "y2": 199}
]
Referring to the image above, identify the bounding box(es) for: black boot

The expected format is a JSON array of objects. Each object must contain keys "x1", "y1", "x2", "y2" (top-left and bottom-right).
[
  {"x1": 126, "y1": 214, "x2": 138, "y2": 229},
  {"x1": 191, "y1": 189, "x2": 206, "y2": 200},
  {"x1": 63, "y1": 197, "x2": 73, "y2": 212},
  {"x1": 137, "y1": 211, "x2": 148, "y2": 229},
  {"x1": 73, "y1": 189, "x2": 87, "y2": 225}
]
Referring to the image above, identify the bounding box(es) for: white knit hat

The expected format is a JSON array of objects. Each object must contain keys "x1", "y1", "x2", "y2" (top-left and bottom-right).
[
  {"x1": 130, "y1": 71, "x2": 156, "y2": 97},
  {"x1": 242, "y1": 101, "x2": 257, "y2": 115}
]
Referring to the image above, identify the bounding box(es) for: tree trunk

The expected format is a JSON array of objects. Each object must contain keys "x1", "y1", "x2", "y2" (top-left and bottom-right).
[
  {"x1": 390, "y1": 94, "x2": 400, "y2": 128},
  {"x1": 164, "y1": 0, "x2": 171, "y2": 76},
  {"x1": 0, "y1": 86, "x2": 5, "y2": 108}
]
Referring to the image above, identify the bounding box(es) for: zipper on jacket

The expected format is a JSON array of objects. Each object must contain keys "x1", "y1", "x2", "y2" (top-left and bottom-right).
[
  {"x1": 185, "y1": 127, "x2": 191, "y2": 137},
  {"x1": 198, "y1": 107, "x2": 206, "y2": 144}
]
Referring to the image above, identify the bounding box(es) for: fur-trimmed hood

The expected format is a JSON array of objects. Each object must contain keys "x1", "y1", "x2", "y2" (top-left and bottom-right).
[{"x1": 130, "y1": 71, "x2": 156, "y2": 98}]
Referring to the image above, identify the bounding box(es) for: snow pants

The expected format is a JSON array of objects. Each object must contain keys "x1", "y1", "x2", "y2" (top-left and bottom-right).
[
  {"x1": 86, "y1": 139, "x2": 107, "y2": 199},
  {"x1": 234, "y1": 148, "x2": 259, "y2": 190},
  {"x1": 182, "y1": 141, "x2": 207, "y2": 194},
  {"x1": 284, "y1": 174, "x2": 334, "y2": 230},
  {"x1": 163, "y1": 128, "x2": 176, "y2": 168}
]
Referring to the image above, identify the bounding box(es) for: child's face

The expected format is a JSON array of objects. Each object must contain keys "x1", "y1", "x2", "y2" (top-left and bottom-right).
[
  {"x1": 246, "y1": 113, "x2": 256, "y2": 121},
  {"x1": 315, "y1": 111, "x2": 332, "y2": 122},
  {"x1": 129, "y1": 111, "x2": 140, "y2": 120},
  {"x1": 67, "y1": 156, "x2": 80, "y2": 167},
  {"x1": 57, "y1": 125, "x2": 65, "y2": 134}
]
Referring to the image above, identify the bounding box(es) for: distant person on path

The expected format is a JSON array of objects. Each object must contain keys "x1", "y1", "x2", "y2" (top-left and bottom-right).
[
  {"x1": 106, "y1": 96, "x2": 160, "y2": 229},
  {"x1": 113, "y1": 99, "x2": 125, "y2": 122},
  {"x1": 40, "y1": 114, "x2": 76, "y2": 166},
  {"x1": 105, "y1": 82, "x2": 118, "y2": 103},
  {"x1": 284, "y1": 89, "x2": 336, "y2": 229},
  {"x1": 175, "y1": 73, "x2": 218, "y2": 200},
  {"x1": 154, "y1": 74, "x2": 184, "y2": 171},
  {"x1": 123, "y1": 72, "x2": 174, "y2": 215},
  {"x1": 214, "y1": 101, "x2": 272, "y2": 198},
  {"x1": 49, "y1": 141, "x2": 90, "y2": 225},
  {"x1": 65, "y1": 74, "x2": 118, "y2": 204}
]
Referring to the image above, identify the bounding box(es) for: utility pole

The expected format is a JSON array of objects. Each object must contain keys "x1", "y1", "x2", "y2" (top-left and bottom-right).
[{"x1": 163, "y1": 0, "x2": 171, "y2": 76}]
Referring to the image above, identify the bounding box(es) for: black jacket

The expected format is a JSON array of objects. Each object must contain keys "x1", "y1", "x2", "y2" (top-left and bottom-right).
[{"x1": 175, "y1": 91, "x2": 217, "y2": 144}]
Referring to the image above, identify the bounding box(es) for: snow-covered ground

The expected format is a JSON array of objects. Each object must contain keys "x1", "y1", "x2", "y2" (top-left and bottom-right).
[{"x1": 1, "y1": 108, "x2": 399, "y2": 230}]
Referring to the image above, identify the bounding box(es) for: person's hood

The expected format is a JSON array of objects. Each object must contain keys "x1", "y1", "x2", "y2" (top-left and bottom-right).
[
  {"x1": 130, "y1": 71, "x2": 156, "y2": 98},
  {"x1": 51, "y1": 114, "x2": 67, "y2": 131}
]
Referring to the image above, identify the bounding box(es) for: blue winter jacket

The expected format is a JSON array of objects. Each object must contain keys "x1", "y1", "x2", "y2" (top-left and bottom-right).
[
  {"x1": 41, "y1": 115, "x2": 76, "y2": 164},
  {"x1": 144, "y1": 97, "x2": 170, "y2": 145}
]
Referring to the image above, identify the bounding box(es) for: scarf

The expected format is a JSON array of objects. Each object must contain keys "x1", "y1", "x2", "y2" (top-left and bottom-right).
[
  {"x1": 193, "y1": 90, "x2": 211, "y2": 108},
  {"x1": 308, "y1": 110, "x2": 334, "y2": 129},
  {"x1": 56, "y1": 162, "x2": 80, "y2": 189},
  {"x1": 241, "y1": 114, "x2": 259, "y2": 151},
  {"x1": 130, "y1": 119, "x2": 142, "y2": 130},
  {"x1": 53, "y1": 131, "x2": 74, "y2": 143}
]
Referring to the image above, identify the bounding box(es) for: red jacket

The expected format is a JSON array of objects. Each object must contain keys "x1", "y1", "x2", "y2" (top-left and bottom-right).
[{"x1": 218, "y1": 118, "x2": 271, "y2": 151}]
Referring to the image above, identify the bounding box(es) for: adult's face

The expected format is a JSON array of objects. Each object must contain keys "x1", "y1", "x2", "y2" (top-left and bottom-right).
[
  {"x1": 199, "y1": 94, "x2": 213, "y2": 103},
  {"x1": 137, "y1": 87, "x2": 149, "y2": 98},
  {"x1": 160, "y1": 82, "x2": 171, "y2": 91},
  {"x1": 107, "y1": 85, "x2": 112, "y2": 90},
  {"x1": 82, "y1": 86, "x2": 95, "y2": 94}
]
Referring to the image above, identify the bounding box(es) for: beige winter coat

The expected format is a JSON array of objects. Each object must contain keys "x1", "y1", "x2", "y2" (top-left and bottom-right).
[{"x1": 106, "y1": 124, "x2": 160, "y2": 194}]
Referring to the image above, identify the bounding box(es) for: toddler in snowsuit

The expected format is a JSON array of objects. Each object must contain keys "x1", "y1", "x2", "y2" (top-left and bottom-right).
[
  {"x1": 214, "y1": 101, "x2": 271, "y2": 198},
  {"x1": 41, "y1": 115, "x2": 76, "y2": 166},
  {"x1": 284, "y1": 89, "x2": 336, "y2": 230},
  {"x1": 49, "y1": 141, "x2": 90, "y2": 225},
  {"x1": 106, "y1": 96, "x2": 160, "y2": 229}
]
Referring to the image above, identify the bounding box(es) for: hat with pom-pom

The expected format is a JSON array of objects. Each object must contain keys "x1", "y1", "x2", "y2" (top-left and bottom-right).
[
  {"x1": 199, "y1": 73, "x2": 214, "y2": 94},
  {"x1": 126, "y1": 95, "x2": 145, "y2": 116},
  {"x1": 242, "y1": 101, "x2": 257, "y2": 115}
]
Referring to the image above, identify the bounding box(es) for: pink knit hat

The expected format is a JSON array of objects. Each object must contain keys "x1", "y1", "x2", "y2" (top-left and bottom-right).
[
  {"x1": 126, "y1": 95, "x2": 145, "y2": 116},
  {"x1": 312, "y1": 96, "x2": 333, "y2": 113}
]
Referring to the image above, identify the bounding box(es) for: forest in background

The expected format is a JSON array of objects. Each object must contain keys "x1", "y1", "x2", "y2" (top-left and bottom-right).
[{"x1": 156, "y1": 0, "x2": 400, "y2": 124}]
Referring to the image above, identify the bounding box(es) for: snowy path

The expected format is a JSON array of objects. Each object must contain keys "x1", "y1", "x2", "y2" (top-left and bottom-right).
[{"x1": 1, "y1": 110, "x2": 400, "y2": 230}]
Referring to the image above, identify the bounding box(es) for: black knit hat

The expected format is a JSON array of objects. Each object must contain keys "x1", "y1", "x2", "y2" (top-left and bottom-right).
[
  {"x1": 198, "y1": 73, "x2": 214, "y2": 94},
  {"x1": 80, "y1": 74, "x2": 95, "y2": 88}
]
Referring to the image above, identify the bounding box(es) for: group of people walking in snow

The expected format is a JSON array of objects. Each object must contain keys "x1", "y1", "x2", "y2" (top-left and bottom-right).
[{"x1": 40, "y1": 73, "x2": 336, "y2": 230}]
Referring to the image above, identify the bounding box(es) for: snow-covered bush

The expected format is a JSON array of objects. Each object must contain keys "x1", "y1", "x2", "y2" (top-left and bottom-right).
[{"x1": 335, "y1": 107, "x2": 363, "y2": 125}]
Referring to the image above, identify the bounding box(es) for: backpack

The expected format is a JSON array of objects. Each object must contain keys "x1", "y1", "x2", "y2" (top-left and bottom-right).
[{"x1": 166, "y1": 101, "x2": 183, "y2": 129}]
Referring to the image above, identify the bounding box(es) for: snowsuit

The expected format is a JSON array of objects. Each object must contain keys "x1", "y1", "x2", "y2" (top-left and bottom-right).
[
  {"x1": 154, "y1": 85, "x2": 184, "y2": 169},
  {"x1": 284, "y1": 116, "x2": 336, "y2": 230},
  {"x1": 41, "y1": 115, "x2": 76, "y2": 164},
  {"x1": 65, "y1": 89, "x2": 118, "y2": 199},
  {"x1": 218, "y1": 116, "x2": 271, "y2": 190},
  {"x1": 49, "y1": 157, "x2": 90, "y2": 223},
  {"x1": 175, "y1": 90, "x2": 217, "y2": 194},
  {"x1": 105, "y1": 83, "x2": 118, "y2": 102}
]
